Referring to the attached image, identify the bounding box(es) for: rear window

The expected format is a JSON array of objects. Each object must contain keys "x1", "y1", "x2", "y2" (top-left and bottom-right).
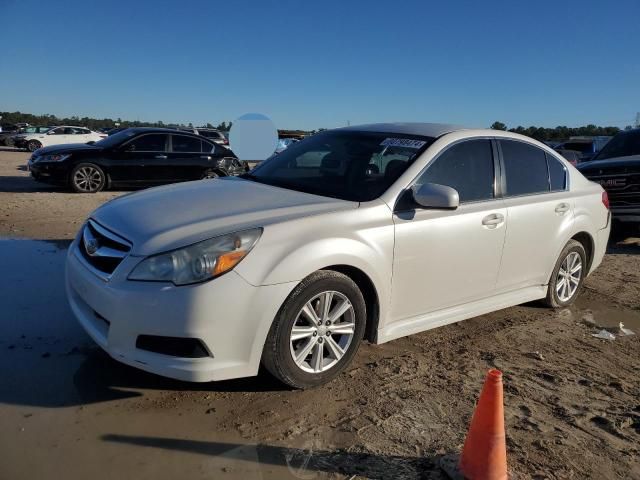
[
  {"x1": 200, "y1": 130, "x2": 223, "y2": 139},
  {"x1": 500, "y1": 140, "x2": 549, "y2": 196},
  {"x1": 562, "y1": 142, "x2": 593, "y2": 154},
  {"x1": 592, "y1": 130, "x2": 640, "y2": 161}
]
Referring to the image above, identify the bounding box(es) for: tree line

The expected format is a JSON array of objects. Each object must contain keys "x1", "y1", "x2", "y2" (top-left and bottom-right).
[
  {"x1": 0, "y1": 111, "x2": 233, "y2": 131},
  {"x1": 490, "y1": 121, "x2": 631, "y2": 142}
]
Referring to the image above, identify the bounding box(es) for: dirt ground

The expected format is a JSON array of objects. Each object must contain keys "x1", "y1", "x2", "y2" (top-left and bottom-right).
[{"x1": 1, "y1": 149, "x2": 639, "y2": 479}]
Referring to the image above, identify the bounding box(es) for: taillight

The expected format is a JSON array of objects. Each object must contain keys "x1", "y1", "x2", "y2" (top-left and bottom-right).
[{"x1": 602, "y1": 191, "x2": 609, "y2": 210}]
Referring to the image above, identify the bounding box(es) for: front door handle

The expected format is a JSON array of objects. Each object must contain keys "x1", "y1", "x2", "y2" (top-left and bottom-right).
[
  {"x1": 154, "y1": 155, "x2": 167, "y2": 159},
  {"x1": 482, "y1": 213, "x2": 505, "y2": 229},
  {"x1": 200, "y1": 155, "x2": 212, "y2": 160},
  {"x1": 555, "y1": 203, "x2": 570, "y2": 214}
]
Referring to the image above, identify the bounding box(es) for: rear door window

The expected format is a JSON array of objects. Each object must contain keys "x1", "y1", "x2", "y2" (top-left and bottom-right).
[
  {"x1": 201, "y1": 139, "x2": 216, "y2": 153},
  {"x1": 500, "y1": 140, "x2": 550, "y2": 197},
  {"x1": 127, "y1": 134, "x2": 168, "y2": 152},
  {"x1": 417, "y1": 139, "x2": 495, "y2": 203},
  {"x1": 171, "y1": 135, "x2": 201, "y2": 153},
  {"x1": 546, "y1": 154, "x2": 567, "y2": 191}
]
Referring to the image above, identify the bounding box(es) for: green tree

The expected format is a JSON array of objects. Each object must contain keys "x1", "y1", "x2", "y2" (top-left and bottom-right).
[{"x1": 490, "y1": 121, "x2": 507, "y2": 131}]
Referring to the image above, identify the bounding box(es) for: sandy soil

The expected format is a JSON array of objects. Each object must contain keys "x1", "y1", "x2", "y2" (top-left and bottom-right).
[{"x1": 1, "y1": 149, "x2": 639, "y2": 479}]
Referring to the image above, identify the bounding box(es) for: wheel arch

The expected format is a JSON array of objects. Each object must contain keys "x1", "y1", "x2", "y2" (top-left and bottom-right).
[
  {"x1": 570, "y1": 231, "x2": 595, "y2": 273},
  {"x1": 319, "y1": 264, "x2": 380, "y2": 343}
]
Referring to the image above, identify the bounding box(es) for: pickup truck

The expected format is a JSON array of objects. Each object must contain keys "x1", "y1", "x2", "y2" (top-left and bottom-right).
[{"x1": 578, "y1": 128, "x2": 640, "y2": 228}]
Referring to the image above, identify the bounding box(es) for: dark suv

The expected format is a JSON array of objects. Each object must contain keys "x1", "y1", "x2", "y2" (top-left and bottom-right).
[{"x1": 578, "y1": 128, "x2": 640, "y2": 226}]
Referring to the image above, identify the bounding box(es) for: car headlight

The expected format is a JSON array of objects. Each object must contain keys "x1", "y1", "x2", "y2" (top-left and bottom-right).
[
  {"x1": 128, "y1": 228, "x2": 262, "y2": 285},
  {"x1": 40, "y1": 154, "x2": 71, "y2": 163}
]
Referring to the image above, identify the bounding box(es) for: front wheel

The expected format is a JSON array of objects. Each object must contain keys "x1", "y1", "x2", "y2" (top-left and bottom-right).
[
  {"x1": 27, "y1": 140, "x2": 41, "y2": 152},
  {"x1": 70, "y1": 163, "x2": 106, "y2": 193},
  {"x1": 262, "y1": 270, "x2": 366, "y2": 389},
  {"x1": 544, "y1": 240, "x2": 587, "y2": 308}
]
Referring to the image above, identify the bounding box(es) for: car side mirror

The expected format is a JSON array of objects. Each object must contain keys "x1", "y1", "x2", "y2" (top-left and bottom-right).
[{"x1": 412, "y1": 182, "x2": 459, "y2": 209}]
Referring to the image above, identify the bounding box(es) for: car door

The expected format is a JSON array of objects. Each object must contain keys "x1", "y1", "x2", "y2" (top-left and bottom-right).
[
  {"x1": 494, "y1": 139, "x2": 572, "y2": 292},
  {"x1": 167, "y1": 134, "x2": 213, "y2": 181},
  {"x1": 44, "y1": 127, "x2": 71, "y2": 146},
  {"x1": 390, "y1": 138, "x2": 507, "y2": 322},
  {"x1": 109, "y1": 133, "x2": 170, "y2": 184}
]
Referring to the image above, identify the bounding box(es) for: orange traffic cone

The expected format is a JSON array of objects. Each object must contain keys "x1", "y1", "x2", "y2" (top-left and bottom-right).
[{"x1": 459, "y1": 369, "x2": 508, "y2": 480}]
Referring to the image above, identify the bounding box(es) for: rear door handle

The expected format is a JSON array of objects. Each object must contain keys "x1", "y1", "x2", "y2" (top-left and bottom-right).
[
  {"x1": 482, "y1": 213, "x2": 505, "y2": 229},
  {"x1": 154, "y1": 155, "x2": 167, "y2": 159},
  {"x1": 200, "y1": 155, "x2": 212, "y2": 160},
  {"x1": 555, "y1": 203, "x2": 570, "y2": 214}
]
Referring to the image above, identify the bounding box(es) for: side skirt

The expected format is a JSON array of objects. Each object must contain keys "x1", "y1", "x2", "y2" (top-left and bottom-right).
[{"x1": 376, "y1": 285, "x2": 547, "y2": 344}]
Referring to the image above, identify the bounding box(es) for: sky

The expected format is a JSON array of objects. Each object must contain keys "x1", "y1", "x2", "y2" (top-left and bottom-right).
[{"x1": 1, "y1": 0, "x2": 638, "y2": 131}]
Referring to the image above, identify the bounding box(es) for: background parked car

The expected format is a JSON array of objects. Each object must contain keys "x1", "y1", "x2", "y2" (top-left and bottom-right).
[
  {"x1": 11, "y1": 126, "x2": 52, "y2": 148},
  {"x1": 174, "y1": 127, "x2": 229, "y2": 146},
  {"x1": 28, "y1": 127, "x2": 247, "y2": 193},
  {"x1": 18, "y1": 126, "x2": 106, "y2": 152},
  {"x1": 196, "y1": 128, "x2": 229, "y2": 146},
  {"x1": 0, "y1": 124, "x2": 22, "y2": 146},
  {"x1": 555, "y1": 149, "x2": 582, "y2": 166},
  {"x1": 555, "y1": 136, "x2": 611, "y2": 162},
  {"x1": 577, "y1": 128, "x2": 640, "y2": 228}
]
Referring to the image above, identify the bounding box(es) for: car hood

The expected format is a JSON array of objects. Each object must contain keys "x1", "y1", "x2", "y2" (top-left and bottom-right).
[
  {"x1": 34, "y1": 143, "x2": 102, "y2": 155},
  {"x1": 91, "y1": 177, "x2": 358, "y2": 255},
  {"x1": 578, "y1": 155, "x2": 640, "y2": 173}
]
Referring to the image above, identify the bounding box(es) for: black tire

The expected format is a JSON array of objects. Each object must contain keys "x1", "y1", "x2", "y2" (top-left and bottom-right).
[
  {"x1": 70, "y1": 163, "x2": 107, "y2": 193},
  {"x1": 262, "y1": 270, "x2": 366, "y2": 389},
  {"x1": 201, "y1": 169, "x2": 220, "y2": 179},
  {"x1": 27, "y1": 140, "x2": 41, "y2": 152},
  {"x1": 543, "y1": 240, "x2": 587, "y2": 308}
]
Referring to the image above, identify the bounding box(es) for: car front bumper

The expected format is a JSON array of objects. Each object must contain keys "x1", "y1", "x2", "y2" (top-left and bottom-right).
[
  {"x1": 29, "y1": 161, "x2": 70, "y2": 185},
  {"x1": 65, "y1": 238, "x2": 297, "y2": 382}
]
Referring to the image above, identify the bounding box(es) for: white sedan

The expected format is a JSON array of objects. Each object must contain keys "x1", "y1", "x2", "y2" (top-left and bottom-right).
[
  {"x1": 20, "y1": 125, "x2": 105, "y2": 152},
  {"x1": 66, "y1": 123, "x2": 610, "y2": 388}
]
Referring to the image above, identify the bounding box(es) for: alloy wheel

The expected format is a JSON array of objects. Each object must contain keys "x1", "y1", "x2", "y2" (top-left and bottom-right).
[
  {"x1": 555, "y1": 251, "x2": 582, "y2": 302},
  {"x1": 73, "y1": 166, "x2": 103, "y2": 192},
  {"x1": 289, "y1": 291, "x2": 356, "y2": 374}
]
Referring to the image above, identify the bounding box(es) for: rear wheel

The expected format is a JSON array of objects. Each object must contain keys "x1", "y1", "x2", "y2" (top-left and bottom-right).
[
  {"x1": 262, "y1": 270, "x2": 366, "y2": 389},
  {"x1": 70, "y1": 163, "x2": 106, "y2": 193},
  {"x1": 27, "y1": 140, "x2": 41, "y2": 152},
  {"x1": 544, "y1": 240, "x2": 586, "y2": 308},
  {"x1": 201, "y1": 169, "x2": 219, "y2": 179}
]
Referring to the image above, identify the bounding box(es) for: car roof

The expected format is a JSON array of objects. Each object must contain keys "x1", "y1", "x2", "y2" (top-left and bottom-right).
[{"x1": 338, "y1": 122, "x2": 467, "y2": 138}]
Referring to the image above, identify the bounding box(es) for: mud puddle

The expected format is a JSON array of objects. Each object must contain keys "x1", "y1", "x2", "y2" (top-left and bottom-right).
[{"x1": 574, "y1": 296, "x2": 640, "y2": 330}]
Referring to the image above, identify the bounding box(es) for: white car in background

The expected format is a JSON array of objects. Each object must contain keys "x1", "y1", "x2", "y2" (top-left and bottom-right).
[
  {"x1": 20, "y1": 126, "x2": 105, "y2": 152},
  {"x1": 66, "y1": 123, "x2": 610, "y2": 389}
]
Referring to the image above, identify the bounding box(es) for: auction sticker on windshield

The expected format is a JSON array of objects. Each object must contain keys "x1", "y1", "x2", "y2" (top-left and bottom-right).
[{"x1": 380, "y1": 138, "x2": 427, "y2": 149}]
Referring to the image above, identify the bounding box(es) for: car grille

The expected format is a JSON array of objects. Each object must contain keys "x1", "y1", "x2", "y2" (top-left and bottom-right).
[
  {"x1": 584, "y1": 173, "x2": 640, "y2": 209},
  {"x1": 79, "y1": 219, "x2": 132, "y2": 276}
]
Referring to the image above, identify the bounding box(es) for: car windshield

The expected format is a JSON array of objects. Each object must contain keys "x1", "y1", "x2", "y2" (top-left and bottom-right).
[
  {"x1": 591, "y1": 130, "x2": 640, "y2": 161},
  {"x1": 243, "y1": 130, "x2": 434, "y2": 201},
  {"x1": 25, "y1": 127, "x2": 51, "y2": 134},
  {"x1": 94, "y1": 128, "x2": 138, "y2": 148}
]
